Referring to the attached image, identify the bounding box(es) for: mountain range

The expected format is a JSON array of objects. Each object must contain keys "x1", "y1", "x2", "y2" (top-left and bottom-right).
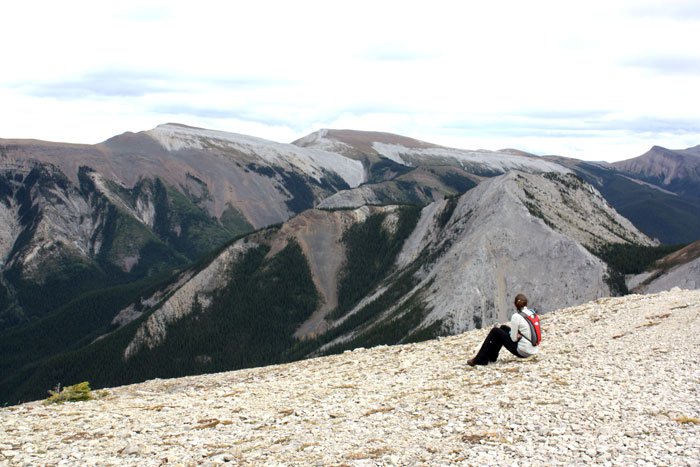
[{"x1": 1, "y1": 123, "x2": 698, "y2": 404}]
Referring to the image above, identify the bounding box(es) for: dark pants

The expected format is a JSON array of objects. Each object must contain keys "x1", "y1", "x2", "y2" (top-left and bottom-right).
[{"x1": 472, "y1": 325, "x2": 524, "y2": 365}]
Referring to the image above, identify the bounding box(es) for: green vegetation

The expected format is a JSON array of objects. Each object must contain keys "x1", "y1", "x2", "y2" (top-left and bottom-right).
[
  {"x1": 437, "y1": 196, "x2": 459, "y2": 228},
  {"x1": 44, "y1": 381, "x2": 93, "y2": 404},
  {"x1": 279, "y1": 170, "x2": 316, "y2": 213},
  {"x1": 0, "y1": 278, "x2": 21, "y2": 329},
  {"x1": 133, "y1": 239, "x2": 319, "y2": 376},
  {"x1": 333, "y1": 206, "x2": 422, "y2": 319},
  {"x1": 128, "y1": 240, "x2": 319, "y2": 375},
  {"x1": 368, "y1": 158, "x2": 413, "y2": 183},
  {"x1": 593, "y1": 242, "x2": 687, "y2": 295},
  {"x1": 574, "y1": 162, "x2": 700, "y2": 244},
  {"x1": 0, "y1": 272, "x2": 177, "y2": 383},
  {"x1": 5, "y1": 256, "x2": 111, "y2": 321},
  {"x1": 524, "y1": 201, "x2": 556, "y2": 229},
  {"x1": 318, "y1": 170, "x2": 351, "y2": 192},
  {"x1": 439, "y1": 172, "x2": 477, "y2": 193},
  {"x1": 0, "y1": 239, "x2": 320, "y2": 405},
  {"x1": 220, "y1": 204, "x2": 254, "y2": 235},
  {"x1": 150, "y1": 178, "x2": 242, "y2": 259},
  {"x1": 245, "y1": 163, "x2": 276, "y2": 177},
  {"x1": 595, "y1": 243, "x2": 686, "y2": 276}
]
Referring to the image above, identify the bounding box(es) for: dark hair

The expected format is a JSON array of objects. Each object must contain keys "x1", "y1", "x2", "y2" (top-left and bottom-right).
[{"x1": 514, "y1": 293, "x2": 528, "y2": 310}]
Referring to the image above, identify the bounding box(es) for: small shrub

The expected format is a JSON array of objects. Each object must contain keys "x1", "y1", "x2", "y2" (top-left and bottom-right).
[{"x1": 44, "y1": 382, "x2": 93, "y2": 404}]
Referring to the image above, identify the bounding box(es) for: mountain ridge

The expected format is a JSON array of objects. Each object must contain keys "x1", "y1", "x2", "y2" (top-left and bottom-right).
[{"x1": 611, "y1": 144, "x2": 700, "y2": 199}]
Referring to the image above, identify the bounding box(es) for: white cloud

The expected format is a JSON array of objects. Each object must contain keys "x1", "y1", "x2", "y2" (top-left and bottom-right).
[{"x1": 1, "y1": 0, "x2": 699, "y2": 161}]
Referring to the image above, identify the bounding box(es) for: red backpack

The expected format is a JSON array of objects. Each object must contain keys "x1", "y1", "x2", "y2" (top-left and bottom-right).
[{"x1": 518, "y1": 310, "x2": 541, "y2": 346}]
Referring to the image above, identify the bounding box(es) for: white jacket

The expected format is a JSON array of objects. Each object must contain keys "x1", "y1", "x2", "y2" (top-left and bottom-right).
[{"x1": 509, "y1": 306, "x2": 540, "y2": 357}]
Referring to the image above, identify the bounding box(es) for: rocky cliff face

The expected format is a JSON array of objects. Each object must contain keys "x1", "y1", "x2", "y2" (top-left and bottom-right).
[
  {"x1": 0, "y1": 161, "x2": 219, "y2": 326},
  {"x1": 2, "y1": 288, "x2": 698, "y2": 466}
]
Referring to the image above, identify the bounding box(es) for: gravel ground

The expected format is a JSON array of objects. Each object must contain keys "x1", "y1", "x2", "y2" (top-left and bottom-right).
[{"x1": 2, "y1": 288, "x2": 699, "y2": 466}]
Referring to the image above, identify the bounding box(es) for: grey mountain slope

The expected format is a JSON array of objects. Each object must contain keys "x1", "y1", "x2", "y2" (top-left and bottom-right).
[
  {"x1": 628, "y1": 239, "x2": 700, "y2": 293},
  {"x1": 297, "y1": 128, "x2": 571, "y2": 210},
  {"x1": 317, "y1": 172, "x2": 653, "y2": 352},
  {"x1": 1, "y1": 123, "x2": 365, "y2": 229},
  {"x1": 116, "y1": 171, "x2": 652, "y2": 361},
  {"x1": 295, "y1": 128, "x2": 568, "y2": 175},
  {"x1": 544, "y1": 154, "x2": 700, "y2": 244},
  {"x1": 611, "y1": 145, "x2": 700, "y2": 198}
]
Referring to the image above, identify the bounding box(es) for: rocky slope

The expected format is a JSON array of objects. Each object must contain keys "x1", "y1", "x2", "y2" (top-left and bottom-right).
[
  {"x1": 628, "y1": 239, "x2": 700, "y2": 294},
  {"x1": 2, "y1": 288, "x2": 698, "y2": 466},
  {"x1": 295, "y1": 129, "x2": 567, "y2": 174},
  {"x1": 0, "y1": 124, "x2": 365, "y2": 327},
  {"x1": 546, "y1": 152, "x2": 700, "y2": 244},
  {"x1": 612, "y1": 144, "x2": 700, "y2": 199},
  {"x1": 317, "y1": 171, "x2": 654, "y2": 352},
  {"x1": 296, "y1": 129, "x2": 569, "y2": 209},
  {"x1": 120, "y1": 170, "x2": 653, "y2": 360}
]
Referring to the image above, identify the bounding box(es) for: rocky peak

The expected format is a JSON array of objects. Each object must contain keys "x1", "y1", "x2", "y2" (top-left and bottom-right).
[{"x1": 612, "y1": 145, "x2": 700, "y2": 189}]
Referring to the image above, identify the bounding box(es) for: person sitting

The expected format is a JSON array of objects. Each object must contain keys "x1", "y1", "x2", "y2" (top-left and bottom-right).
[{"x1": 467, "y1": 293, "x2": 539, "y2": 366}]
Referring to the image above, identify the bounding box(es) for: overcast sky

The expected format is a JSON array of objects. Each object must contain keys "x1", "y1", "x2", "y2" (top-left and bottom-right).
[{"x1": 2, "y1": 0, "x2": 699, "y2": 162}]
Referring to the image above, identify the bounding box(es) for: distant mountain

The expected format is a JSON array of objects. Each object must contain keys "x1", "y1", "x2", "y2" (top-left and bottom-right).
[
  {"x1": 612, "y1": 145, "x2": 700, "y2": 199},
  {"x1": 548, "y1": 149, "x2": 700, "y2": 244},
  {"x1": 0, "y1": 124, "x2": 364, "y2": 328},
  {"x1": 295, "y1": 129, "x2": 568, "y2": 209},
  {"x1": 0, "y1": 171, "x2": 654, "y2": 404}
]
